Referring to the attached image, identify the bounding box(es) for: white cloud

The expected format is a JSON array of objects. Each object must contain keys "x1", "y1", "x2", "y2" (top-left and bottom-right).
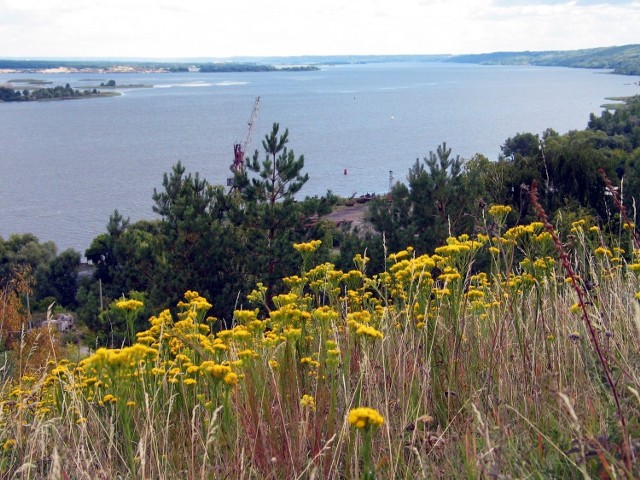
[{"x1": 0, "y1": 0, "x2": 638, "y2": 57}]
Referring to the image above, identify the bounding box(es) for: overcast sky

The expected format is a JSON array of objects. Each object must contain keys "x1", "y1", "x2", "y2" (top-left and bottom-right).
[{"x1": 0, "y1": 0, "x2": 638, "y2": 59}]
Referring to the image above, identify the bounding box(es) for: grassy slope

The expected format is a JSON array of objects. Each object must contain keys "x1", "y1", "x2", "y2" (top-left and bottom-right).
[{"x1": 2, "y1": 211, "x2": 639, "y2": 478}]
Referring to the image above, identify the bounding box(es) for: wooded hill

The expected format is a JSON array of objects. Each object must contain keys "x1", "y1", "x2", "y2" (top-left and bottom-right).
[{"x1": 449, "y1": 44, "x2": 640, "y2": 75}]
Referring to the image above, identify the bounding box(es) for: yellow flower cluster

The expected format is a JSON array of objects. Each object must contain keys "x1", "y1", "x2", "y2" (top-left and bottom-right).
[
  {"x1": 177, "y1": 290, "x2": 212, "y2": 312},
  {"x1": 594, "y1": 246, "x2": 612, "y2": 258},
  {"x1": 488, "y1": 204, "x2": 512, "y2": 217},
  {"x1": 354, "y1": 324, "x2": 384, "y2": 340},
  {"x1": 348, "y1": 407, "x2": 384, "y2": 430},
  {"x1": 115, "y1": 299, "x2": 144, "y2": 311},
  {"x1": 293, "y1": 239, "x2": 322, "y2": 254},
  {"x1": 300, "y1": 394, "x2": 316, "y2": 411}
]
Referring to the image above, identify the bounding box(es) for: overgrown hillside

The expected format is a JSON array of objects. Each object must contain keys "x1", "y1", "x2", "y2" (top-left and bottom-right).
[{"x1": 2, "y1": 200, "x2": 640, "y2": 477}]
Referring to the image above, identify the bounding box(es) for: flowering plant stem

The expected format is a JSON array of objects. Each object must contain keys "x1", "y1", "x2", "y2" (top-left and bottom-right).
[
  {"x1": 529, "y1": 180, "x2": 632, "y2": 472},
  {"x1": 361, "y1": 428, "x2": 375, "y2": 480}
]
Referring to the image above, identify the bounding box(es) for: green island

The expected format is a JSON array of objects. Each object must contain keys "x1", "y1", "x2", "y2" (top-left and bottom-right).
[
  {"x1": 0, "y1": 82, "x2": 118, "y2": 102},
  {"x1": 90, "y1": 79, "x2": 150, "y2": 89}
]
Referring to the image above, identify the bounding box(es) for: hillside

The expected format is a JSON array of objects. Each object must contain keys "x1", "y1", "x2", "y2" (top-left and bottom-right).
[{"x1": 449, "y1": 44, "x2": 640, "y2": 75}]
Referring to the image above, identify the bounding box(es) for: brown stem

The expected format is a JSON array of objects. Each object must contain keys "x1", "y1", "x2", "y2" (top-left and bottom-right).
[
  {"x1": 529, "y1": 180, "x2": 632, "y2": 472},
  {"x1": 598, "y1": 168, "x2": 640, "y2": 250}
]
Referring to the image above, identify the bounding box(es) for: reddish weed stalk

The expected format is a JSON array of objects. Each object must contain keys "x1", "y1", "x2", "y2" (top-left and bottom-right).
[
  {"x1": 598, "y1": 167, "x2": 640, "y2": 250},
  {"x1": 529, "y1": 180, "x2": 632, "y2": 472}
]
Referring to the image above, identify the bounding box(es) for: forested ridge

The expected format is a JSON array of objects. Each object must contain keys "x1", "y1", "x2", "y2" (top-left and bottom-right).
[{"x1": 449, "y1": 44, "x2": 640, "y2": 75}]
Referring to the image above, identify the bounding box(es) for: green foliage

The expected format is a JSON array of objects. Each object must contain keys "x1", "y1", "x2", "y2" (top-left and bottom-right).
[
  {"x1": 4, "y1": 223, "x2": 640, "y2": 477},
  {"x1": 588, "y1": 95, "x2": 640, "y2": 149},
  {"x1": 72, "y1": 95, "x2": 640, "y2": 347},
  {"x1": 450, "y1": 44, "x2": 640, "y2": 75},
  {"x1": 0, "y1": 233, "x2": 80, "y2": 308},
  {"x1": 501, "y1": 131, "x2": 540, "y2": 160},
  {"x1": 95, "y1": 291, "x2": 148, "y2": 347},
  {"x1": 35, "y1": 249, "x2": 81, "y2": 308},
  {"x1": 0, "y1": 86, "x2": 24, "y2": 102},
  {"x1": 150, "y1": 161, "x2": 245, "y2": 317},
  {"x1": 0, "y1": 83, "x2": 104, "y2": 101},
  {"x1": 233, "y1": 123, "x2": 327, "y2": 302},
  {"x1": 368, "y1": 143, "x2": 483, "y2": 254},
  {"x1": 79, "y1": 126, "x2": 337, "y2": 339},
  {"x1": 240, "y1": 123, "x2": 310, "y2": 203}
]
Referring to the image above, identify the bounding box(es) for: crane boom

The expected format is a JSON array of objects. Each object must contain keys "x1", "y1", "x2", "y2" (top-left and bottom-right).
[{"x1": 231, "y1": 96, "x2": 260, "y2": 176}]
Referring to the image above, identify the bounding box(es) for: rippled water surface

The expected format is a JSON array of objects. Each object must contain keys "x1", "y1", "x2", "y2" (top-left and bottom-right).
[{"x1": 1, "y1": 62, "x2": 638, "y2": 253}]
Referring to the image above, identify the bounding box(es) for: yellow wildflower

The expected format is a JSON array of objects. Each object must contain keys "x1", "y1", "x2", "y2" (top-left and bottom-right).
[
  {"x1": 3, "y1": 439, "x2": 16, "y2": 451},
  {"x1": 300, "y1": 394, "x2": 316, "y2": 411},
  {"x1": 223, "y1": 372, "x2": 239, "y2": 386},
  {"x1": 488, "y1": 204, "x2": 512, "y2": 217},
  {"x1": 293, "y1": 239, "x2": 322, "y2": 253},
  {"x1": 238, "y1": 349, "x2": 259, "y2": 359},
  {"x1": 466, "y1": 289, "x2": 484, "y2": 299},
  {"x1": 115, "y1": 299, "x2": 144, "y2": 311},
  {"x1": 355, "y1": 324, "x2": 384, "y2": 340},
  {"x1": 628, "y1": 264, "x2": 640, "y2": 274},
  {"x1": 348, "y1": 407, "x2": 384, "y2": 430}
]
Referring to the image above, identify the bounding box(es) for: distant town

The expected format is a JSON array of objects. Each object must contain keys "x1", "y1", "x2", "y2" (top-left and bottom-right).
[
  {"x1": 0, "y1": 60, "x2": 319, "y2": 75},
  {"x1": 0, "y1": 65, "x2": 172, "y2": 74}
]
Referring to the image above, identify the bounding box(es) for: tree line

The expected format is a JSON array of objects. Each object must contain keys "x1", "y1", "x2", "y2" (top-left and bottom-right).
[
  {"x1": 0, "y1": 83, "x2": 102, "y2": 101},
  {"x1": 449, "y1": 44, "x2": 640, "y2": 75},
  {"x1": 2, "y1": 96, "x2": 640, "y2": 346}
]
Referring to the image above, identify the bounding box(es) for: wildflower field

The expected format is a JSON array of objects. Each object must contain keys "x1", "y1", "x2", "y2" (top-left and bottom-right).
[{"x1": 2, "y1": 202, "x2": 640, "y2": 478}]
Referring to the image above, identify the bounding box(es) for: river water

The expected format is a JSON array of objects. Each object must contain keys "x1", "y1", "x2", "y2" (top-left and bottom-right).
[{"x1": 0, "y1": 62, "x2": 638, "y2": 254}]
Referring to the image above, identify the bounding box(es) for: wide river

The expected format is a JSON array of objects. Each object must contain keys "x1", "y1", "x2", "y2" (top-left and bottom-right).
[{"x1": 0, "y1": 62, "x2": 638, "y2": 255}]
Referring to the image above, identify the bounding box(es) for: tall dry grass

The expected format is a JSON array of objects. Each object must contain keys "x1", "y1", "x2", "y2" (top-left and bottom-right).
[{"x1": 1, "y1": 207, "x2": 639, "y2": 479}]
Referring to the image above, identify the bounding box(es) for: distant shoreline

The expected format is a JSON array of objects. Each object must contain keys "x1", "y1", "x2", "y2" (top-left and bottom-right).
[
  {"x1": 0, "y1": 62, "x2": 319, "y2": 75},
  {"x1": 1, "y1": 45, "x2": 639, "y2": 75}
]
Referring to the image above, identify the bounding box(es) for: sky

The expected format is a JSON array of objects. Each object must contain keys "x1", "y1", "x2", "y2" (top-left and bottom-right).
[{"x1": 0, "y1": 0, "x2": 638, "y2": 59}]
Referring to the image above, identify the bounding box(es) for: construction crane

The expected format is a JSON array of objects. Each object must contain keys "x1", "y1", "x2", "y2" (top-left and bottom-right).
[{"x1": 228, "y1": 96, "x2": 260, "y2": 188}]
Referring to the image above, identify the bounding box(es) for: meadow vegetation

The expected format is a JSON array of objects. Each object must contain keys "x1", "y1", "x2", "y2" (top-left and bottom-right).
[{"x1": 2, "y1": 193, "x2": 640, "y2": 478}]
